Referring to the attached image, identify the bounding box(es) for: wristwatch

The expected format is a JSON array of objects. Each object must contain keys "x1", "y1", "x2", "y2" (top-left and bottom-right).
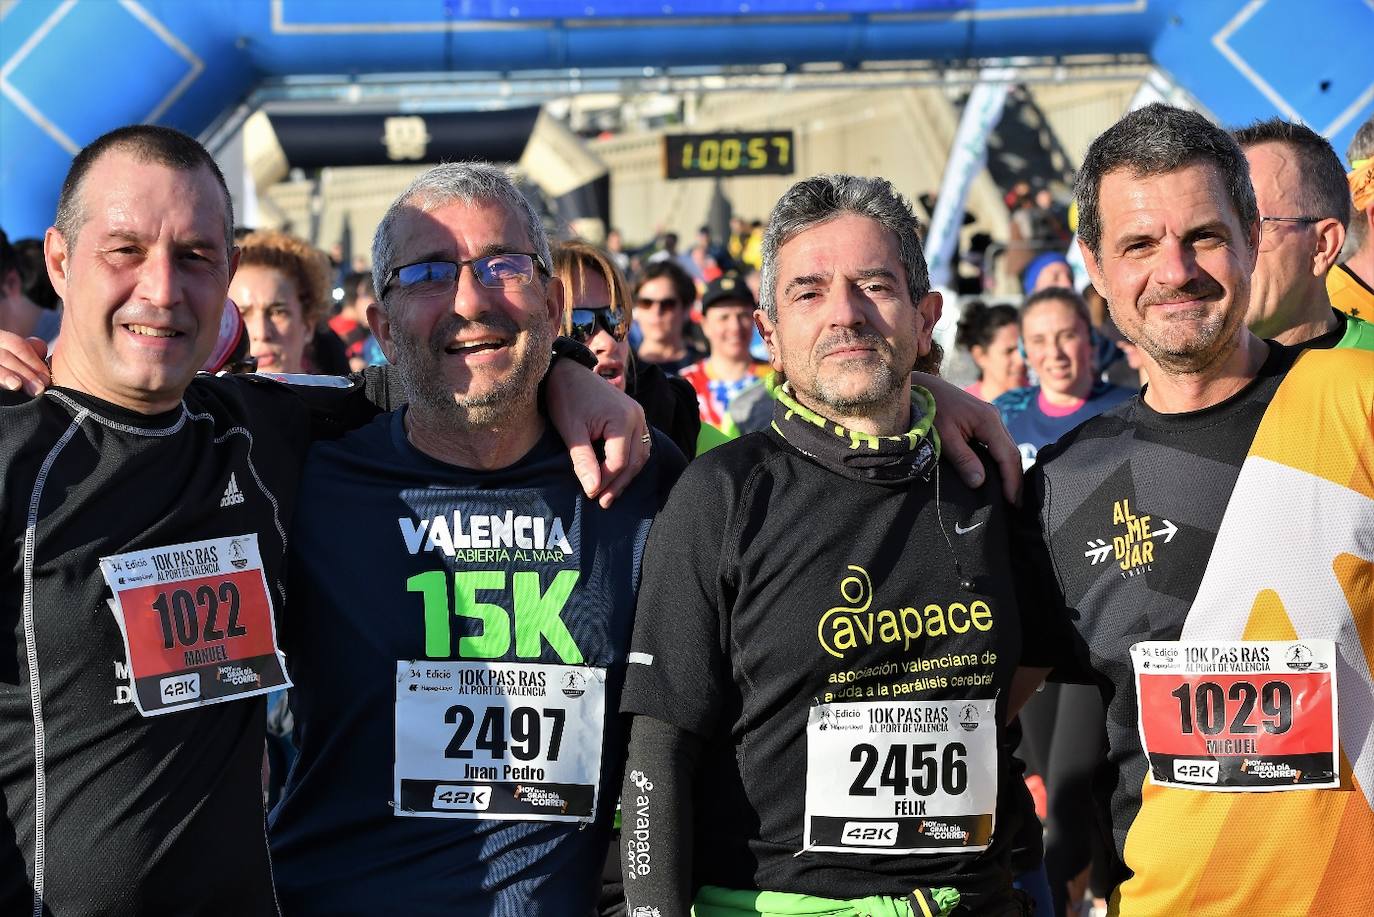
[{"x1": 551, "y1": 336, "x2": 598, "y2": 371}]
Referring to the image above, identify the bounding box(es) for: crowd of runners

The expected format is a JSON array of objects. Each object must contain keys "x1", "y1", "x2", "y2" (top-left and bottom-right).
[{"x1": 0, "y1": 101, "x2": 1372, "y2": 917}]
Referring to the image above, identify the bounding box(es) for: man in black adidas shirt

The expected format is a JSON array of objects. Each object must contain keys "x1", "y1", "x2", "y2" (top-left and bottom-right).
[
  {"x1": 620, "y1": 174, "x2": 1054, "y2": 917},
  {"x1": 0, "y1": 126, "x2": 651, "y2": 916},
  {"x1": 267, "y1": 162, "x2": 685, "y2": 916}
]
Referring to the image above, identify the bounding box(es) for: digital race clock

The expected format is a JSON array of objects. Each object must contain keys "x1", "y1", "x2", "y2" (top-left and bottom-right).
[{"x1": 663, "y1": 131, "x2": 795, "y2": 179}]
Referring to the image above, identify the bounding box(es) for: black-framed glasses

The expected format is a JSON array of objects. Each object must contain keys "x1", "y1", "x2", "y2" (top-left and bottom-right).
[
  {"x1": 381, "y1": 252, "x2": 548, "y2": 299},
  {"x1": 569, "y1": 305, "x2": 630, "y2": 343},
  {"x1": 1260, "y1": 216, "x2": 1322, "y2": 233}
]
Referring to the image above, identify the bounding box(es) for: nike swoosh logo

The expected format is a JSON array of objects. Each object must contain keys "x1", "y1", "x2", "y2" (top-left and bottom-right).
[{"x1": 954, "y1": 521, "x2": 984, "y2": 535}]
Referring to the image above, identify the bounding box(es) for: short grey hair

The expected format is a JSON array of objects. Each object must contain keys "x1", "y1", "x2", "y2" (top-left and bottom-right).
[
  {"x1": 759, "y1": 173, "x2": 930, "y2": 321},
  {"x1": 1075, "y1": 103, "x2": 1259, "y2": 259},
  {"x1": 1232, "y1": 117, "x2": 1350, "y2": 227},
  {"x1": 371, "y1": 162, "x2": 551, "y2": 305}
]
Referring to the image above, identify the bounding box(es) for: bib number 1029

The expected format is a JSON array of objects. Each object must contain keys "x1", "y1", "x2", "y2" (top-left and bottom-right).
[
  {"x1": 850, "y1": 742, "x2": 968, "y2": 797},
  {"x1": 444, "y1": 704, "x2": 566, "y2": 763},
  {"x1": 1170, "y1": 680, "x2": 1292, "y2": 736}
]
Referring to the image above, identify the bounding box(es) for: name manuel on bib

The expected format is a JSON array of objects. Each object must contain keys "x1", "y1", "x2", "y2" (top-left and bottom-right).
[{"x1": 399, "y1": 512, "x2": 573, "y2": 557}]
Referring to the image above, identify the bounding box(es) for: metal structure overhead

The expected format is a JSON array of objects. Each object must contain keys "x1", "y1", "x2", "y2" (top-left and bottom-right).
[{"x1": 3, "y1": 0, "x2": 1372, "y2": 235}]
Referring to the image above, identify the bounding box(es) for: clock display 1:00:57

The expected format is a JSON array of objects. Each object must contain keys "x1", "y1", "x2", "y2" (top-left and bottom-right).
[{"x1": 664, "y1": 131, "x2": 795, "y2": 178}]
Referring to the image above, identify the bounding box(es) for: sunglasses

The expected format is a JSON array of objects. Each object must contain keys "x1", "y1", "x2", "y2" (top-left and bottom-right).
[
  {"x1": 636, "y1": 295, "x2": 681, "y2": 311},
  {"x1": 569, "y1": 305, "x2": 630, "y2": 343},
  {"x1": 380, "y1": 252, "x2": 548, "y2": 299}
]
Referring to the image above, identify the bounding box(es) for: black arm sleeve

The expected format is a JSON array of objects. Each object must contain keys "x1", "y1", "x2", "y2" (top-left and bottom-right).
[{"x1": 621, "y1": 715, "x2": 704, "y2": 917}]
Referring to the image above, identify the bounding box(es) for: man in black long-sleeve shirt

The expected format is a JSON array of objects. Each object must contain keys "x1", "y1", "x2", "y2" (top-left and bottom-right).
[{"x1": 620, "y1": 174, "x2": 1054, "y2": 917}]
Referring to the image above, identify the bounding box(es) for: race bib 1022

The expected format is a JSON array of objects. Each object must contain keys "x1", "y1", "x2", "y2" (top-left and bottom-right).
[
  {"x1": 394, "y1": 661, "x2": 607, "y2": 822},
  {"x1": 100, "y1": 534, "x2": 290, "y2": 716},
  {"x1": 804, "y1": 698, "x2": 998, "y2": 855},
  {"x1": 1133, "y1": 640, "x2": 1339, "y2": 791}
]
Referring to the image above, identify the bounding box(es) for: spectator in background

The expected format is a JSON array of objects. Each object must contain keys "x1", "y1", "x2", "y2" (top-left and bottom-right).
[
  {"x1": 647, "y1": 230, "x2": 680, "y2": 265},
  {"x1": 605, "y1": 227, "x2": 630, "y2": 273},
  {"x1": 679, "y1": 275, "x2": 769, "y2": 431},
  {"x1": 0, "y1": 229, "x2": 61, "y2": 344},
  {"x1": 1028, "y1": 187, "x2": 1071, "y2": 245},
  {"x1": 231, "y1": 229, "x2": 333, "y2": 374},
  {"x1": 683, "y1": 225, "x2": 720, "y2": 283},
  {"x1": 1234, "y1": 117, "x2": 1372, "y2": 349},
  {"x1": 554, "y1": 239, "x2": 701, "y2": 459},
  {"x1": 955, "y1": 301, "x2": 1026, "y2": 401},
  {"x1": 1021, "y1": 251, "x2": 1074, "y2": 294},
  {"x1": 742, "y1": 219, "x2": 764, "y2": 271},
  {"x1": 331, "y1": 270, "x2": 377, "y2": 372},
  {"x1": 633, "y1": 259, "x2": 703, "y2": 372},
  {"x1": 13, "y1": 236, "x2": 62, "y2": 310},
  {"x1": 995, "y1": 286, "x2": 1134, "y2": 469},
  {"x1": 1329, "y1": 114, "x2": 1374, "y2": 319}
]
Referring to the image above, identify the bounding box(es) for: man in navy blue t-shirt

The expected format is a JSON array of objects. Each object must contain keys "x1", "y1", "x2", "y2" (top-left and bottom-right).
[{"x1": 268, "y1": 163, "x2": 683, "y2": 916}]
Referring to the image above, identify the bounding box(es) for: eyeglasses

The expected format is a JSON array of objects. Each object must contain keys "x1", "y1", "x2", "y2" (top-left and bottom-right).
[
  {"x1": 1260, "y1": 216, "x2": 1322, "y2": 234},
  {"x1": 380, "y1": 252, "x2": 548, "y2": 299},
  {"x1": 637, "y1": 295, "x2": 681, "y2": 311},
  {"x1": 569, "y1": 305, "x2": 630, "y2": 343}
]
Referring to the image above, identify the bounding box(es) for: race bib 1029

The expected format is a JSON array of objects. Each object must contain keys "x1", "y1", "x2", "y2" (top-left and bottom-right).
[
  {"x1": 804, "y1": 698, "x2": 998, "y2": 855},
  {"x1": 394, "y1": 661, "x2": 607, "y2": 822},
  {"x1": 1133, "y1": 640, "x2": 1339, "y2": 791},
  {"x1": 100, "y1": 534, "x2": 290, "y2": 716}
]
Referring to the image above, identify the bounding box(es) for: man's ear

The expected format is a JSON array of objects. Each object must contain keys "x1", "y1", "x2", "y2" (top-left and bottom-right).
[
  {"x1": 1312, "y1": 218, "x2": 1346, "y2": 277},
  {"x1": 1076, "y1": 237, "x2": 1105, "y2": 293},
  {"x1": 544, "y1": 274, "x2": 565, "y2": 330},
  {"x1": 366, "y1": 301, "x2": 397, "y2": 364},
  {"x1": 44, "y1": 227, "x2": 69, "y2": 300},
  {"x1": 755, "y1": 307, "x2": 784, "y2": 374},
  {"x1": 915, "y1": 290, "x2": 943, "y2": 353}
]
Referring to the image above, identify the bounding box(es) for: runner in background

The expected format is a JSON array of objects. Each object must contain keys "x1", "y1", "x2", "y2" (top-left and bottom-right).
[
  {"x1": 955, "y1": 302, "x2": 1026, "y2": 402},
  {"x1": 632, "y1": 260, "x2": 704, "y2": 373},
  {"x1": 994, "y1": 287, "x2": 1134, "y2": 470},
  {"x1": 678, "y1": 275, "x2": 770, "y2": 435},
  {"x1": 1231, "y1": 118, "x2": 1374, "y2": 350},
  {"x1": 554, "y1": 240, "x2": 704, "y2": 459},
  {"x1": 1328, "y1": 114, "x2": 1374, "y2": 319},
  {"x1": 231, "y1": 229, "x2": 332, "y2": 375}
]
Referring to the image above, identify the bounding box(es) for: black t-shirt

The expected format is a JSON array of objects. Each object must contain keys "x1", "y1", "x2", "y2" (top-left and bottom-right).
[
  {"x1": 622, "y1": 424, "x2": 1054, "y2": 904},
  {"x1": 269, "y1": 411, "x2": 684, "y2": 916},
  {"x1": 0, "y1": 378, "x2": 317, "y2": 915},
  {"x1": 1011, "y1": 342, "x2": 1374, "y2": 912}
]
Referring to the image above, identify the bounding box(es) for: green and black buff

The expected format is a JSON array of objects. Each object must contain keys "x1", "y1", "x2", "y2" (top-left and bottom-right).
[{"x1": 767, "y1": 374, "x2": 941, "y2": 485}]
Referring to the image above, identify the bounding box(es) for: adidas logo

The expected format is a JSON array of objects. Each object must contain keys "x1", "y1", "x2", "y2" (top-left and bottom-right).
[{"x1": 220, "y1": 473, "x2": 245, "y2": 508}]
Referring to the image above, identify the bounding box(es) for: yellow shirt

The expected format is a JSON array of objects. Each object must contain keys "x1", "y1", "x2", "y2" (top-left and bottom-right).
[{"x1": 1326, "y1": 263, "x2": 1374, "y2": 320}]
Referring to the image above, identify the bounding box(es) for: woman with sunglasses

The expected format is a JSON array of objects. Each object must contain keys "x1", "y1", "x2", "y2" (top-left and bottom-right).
[{"x1": 553, "y1": 241, "x2": 706, "y2": 459}]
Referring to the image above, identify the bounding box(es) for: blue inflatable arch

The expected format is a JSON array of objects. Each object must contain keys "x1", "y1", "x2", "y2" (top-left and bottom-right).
[{"x1": 3, "y1": 0, "x2": 1372, "y2": 235}]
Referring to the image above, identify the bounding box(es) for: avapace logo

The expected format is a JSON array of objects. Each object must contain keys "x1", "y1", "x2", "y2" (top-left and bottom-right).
[
  {"x1": 1082, "y1": 498, "x2": 1177, "y2": 577},
  {"x1": 817, "y1": 565, "x2": 995, "y2": 659}
]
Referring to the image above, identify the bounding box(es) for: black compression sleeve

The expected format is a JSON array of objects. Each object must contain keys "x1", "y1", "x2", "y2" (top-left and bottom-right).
[{"x1": 621, "y1": 715, "x2": 703, "y2": 917}]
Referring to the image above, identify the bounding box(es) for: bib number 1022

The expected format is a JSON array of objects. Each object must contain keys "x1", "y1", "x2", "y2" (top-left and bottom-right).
[
  {"x1": 150, "y1": 583, "x2": 245, "y2": 650},
  {"x1": 850, "y1": 742, "x2": 967, "y2": 797},
  {"x1": 444, "y1": 704, "x2": 566, "y2": 762},
  {"x1": 1170, "y1": 681, "x2": 1292, "y2": 736}
]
